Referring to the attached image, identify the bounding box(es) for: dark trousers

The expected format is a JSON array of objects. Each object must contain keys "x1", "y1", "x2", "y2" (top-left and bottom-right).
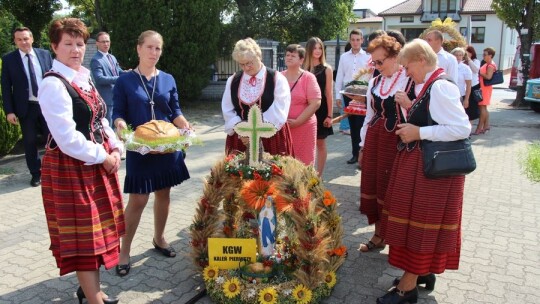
[
  {"x1": 344, "y1": 95, "x2": 365, "y2": 157},
  {"x1": 19, "y1": 103, "x2": 49, "y2": 177}
]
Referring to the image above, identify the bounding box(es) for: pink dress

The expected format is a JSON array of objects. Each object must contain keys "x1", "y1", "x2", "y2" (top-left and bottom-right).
[
  {"x1": 479, "y1": 62, "x2": 496, "y2": 106},
  {"x1": 283, "y1": 71, "x2": 321, "y2": 165}
]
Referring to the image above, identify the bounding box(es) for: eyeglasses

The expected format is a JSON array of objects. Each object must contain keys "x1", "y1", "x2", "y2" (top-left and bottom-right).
[
  {"x1": 239, "y1": 61, "x2": 254, "y2": 68},
  {"x1": 371, "y1": 57, "x2": 388, "y2": 67},
  {"x1": 98, "y1": 40, "x2": 110, "y2": 44}
]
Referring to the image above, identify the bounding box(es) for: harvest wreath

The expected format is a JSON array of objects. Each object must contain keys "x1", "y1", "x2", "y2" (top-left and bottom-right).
[{"x1": 190, "y1": 152, "x2": 346, "y2": 304}]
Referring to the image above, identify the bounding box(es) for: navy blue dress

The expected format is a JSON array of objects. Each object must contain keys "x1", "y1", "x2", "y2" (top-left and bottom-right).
[{"x1": 113, "y1": 70, "x2": 190, "y2": 194}]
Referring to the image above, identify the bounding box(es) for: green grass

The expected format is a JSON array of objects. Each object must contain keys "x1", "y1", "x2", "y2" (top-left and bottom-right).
[{"x1": 521, "y1": 142, "x2": 540, "y2": 183}]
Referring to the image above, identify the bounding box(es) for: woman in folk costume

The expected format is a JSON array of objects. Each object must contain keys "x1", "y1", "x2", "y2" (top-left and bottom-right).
[
  {"x1": 358, "y1": 35, "x2": 413, "y2": 253},
  {"x1": 377, "y1": 39, "x2": 470, "y2": 304},
  {"x1": 39, "y1": 18, "x2": 123, "y2": 303},
  {"x1": 222, "y1": 38, "x2": 293, "y2": 156}
]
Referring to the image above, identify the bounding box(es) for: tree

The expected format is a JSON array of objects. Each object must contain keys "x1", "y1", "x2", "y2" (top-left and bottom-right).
[
  {"x1": 492, "y1": 0, "x2": 540, "y2": 106},
  {"x1": 0, "y1": 8, "x2": 19, "y2": 56},
  {"x1": 101, "y1": 0, "x2": 224, "y2": 101},
  {"x1": 66, "y1": 0, "x2": 106, "y2": 33},
  {"x1": 1, "y1": 0, "x2": 61, "y2": 46},
  {"x1": 223, "y1": 0, "x2": 353, "y2": 45}
]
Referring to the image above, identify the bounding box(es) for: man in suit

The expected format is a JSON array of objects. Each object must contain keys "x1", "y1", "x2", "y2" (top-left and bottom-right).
[
  {"x1": 2, "y1": 27, "x2": 53, "y2": 187},
  {"x1": 90, "y1": 32, "x2": 126, "y2": 125}
]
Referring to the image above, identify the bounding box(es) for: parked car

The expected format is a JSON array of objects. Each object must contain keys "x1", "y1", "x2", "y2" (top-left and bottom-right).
[
  {"x1": 524, "y1": 78, "x2": 540, "y2": 113},
  {"x1": 509, "y1": 42, "x2": 540, "y2": 90}
]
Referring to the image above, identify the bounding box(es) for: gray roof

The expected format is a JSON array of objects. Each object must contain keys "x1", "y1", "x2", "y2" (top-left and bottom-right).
[{"x1": 462, "y1": 0, "x2": 494, "y2": 13}]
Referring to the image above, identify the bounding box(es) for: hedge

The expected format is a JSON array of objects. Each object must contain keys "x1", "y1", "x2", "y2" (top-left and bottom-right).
[{"x1": 0, "y1": 59, "x2": 22, "y2": 156}]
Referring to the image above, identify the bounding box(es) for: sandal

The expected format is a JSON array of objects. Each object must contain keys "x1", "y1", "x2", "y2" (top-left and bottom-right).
[
  {"x1": 358, "y1": 235, "x2": 386, "y2": 252},
  {"x1": 152, "y1": 239, "x2": 177, "y2": 257},
  {"x1": 115, "y1": 258, "x2": 131, "y2": 277}
]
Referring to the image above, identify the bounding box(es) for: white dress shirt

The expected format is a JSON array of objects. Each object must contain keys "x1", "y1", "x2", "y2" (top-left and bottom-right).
[
  {"x1": 222, "y1": 65, "x2": 291, "y2": 135},
  {"x1": 437, "y1": 49, "x2": 459, "y2": 83},
  {"x1": 19, "y1": 49, "x2": 43, "y2": 101},
  {"x1": 39, "y1": 60, "x2": 123, "y2": 165},
  {"x1": 334, "y1": 49, "x2": 371, "y2": 100},
  {"x1": 456, "y1": 62, "x2": 472, "y2": 96},
  {"x1": 360, "y1": 70, "x2": 410, "y2": 147},
  {"x1": 417, "y1": 70, "x2": 471, "y2": 141}
]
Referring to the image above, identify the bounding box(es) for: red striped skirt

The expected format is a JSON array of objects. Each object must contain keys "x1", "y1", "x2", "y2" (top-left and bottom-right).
[
  {"x1": 225, "y1": 123, "x2": 294, "y2": 157},
  {"x1": 380, "y1": 147, "x2": 464, "y2": 274},
  {"x1": 41, "y1": 142, "x2": 125, "y2": 275},
  {"x1": 360, "y1": 120, "x2": 399, "y2": 224}
]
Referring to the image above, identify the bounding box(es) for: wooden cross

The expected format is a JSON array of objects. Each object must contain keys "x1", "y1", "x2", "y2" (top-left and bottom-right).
[{"x1": 234, "y1": 106, "x2": 277, "y2": 166}]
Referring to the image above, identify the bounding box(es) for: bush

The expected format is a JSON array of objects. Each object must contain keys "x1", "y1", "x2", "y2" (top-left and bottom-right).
[
  {"x1": 521, "y1": 142, "x2": 540, "y2": 183},
  {"x1": 0, "y1": 59, "x2": 22, "y2": 156}
]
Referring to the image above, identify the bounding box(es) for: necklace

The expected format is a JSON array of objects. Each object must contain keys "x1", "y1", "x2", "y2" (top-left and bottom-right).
[
  {"x1": 136, "y1": 67, "x2": 158, "y2": 120},
  {"x1": 379, "y1": 68, "x2": 403, "y2": 97}
]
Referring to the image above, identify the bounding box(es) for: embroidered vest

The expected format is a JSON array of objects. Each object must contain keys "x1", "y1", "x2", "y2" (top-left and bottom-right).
[
  {"x1": 45, "y1": 72, "x2": 106, "y2": 149},
  {"x1": 230, "y1": 68, "x2": 276, "y2": 119},
  {"x1": 369, "y1": 76, "x2": 415, "y2": 131}
]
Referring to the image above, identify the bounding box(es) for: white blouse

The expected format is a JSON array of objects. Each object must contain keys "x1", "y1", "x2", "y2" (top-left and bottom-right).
[
  {"x1": 457, "y1": 62, "x2": 472, "y2": 96},
  {"x1": 39, "y1": 60, "x2": 123, "y2": 165},
  {"x1": 416, "y1": 70, "x2": 471, "y2": 141},
  {"x1": 468, "y1": 59, "x2": 481, "y2": 87},
  {"x1": 360, "y1": 70, "x2": 410, "y2": 147},
  {"x1": 222, "y1": 65, "x2": 291, "y2": 135}
]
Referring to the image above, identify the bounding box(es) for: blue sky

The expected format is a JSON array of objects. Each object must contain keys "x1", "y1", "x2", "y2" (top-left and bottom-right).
[{"x1": 354, "y1": 0, "x2": 405, "y2": 14}]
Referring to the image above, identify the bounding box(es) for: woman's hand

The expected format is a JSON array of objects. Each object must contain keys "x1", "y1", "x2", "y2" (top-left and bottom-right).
[
  {"x1": 395, "y1": 90, "x2": 412, "y2": 110},
  {"x1": 102, "y1": 151, "x2": 121, "y2": 175},
  {"x1": 173, "y1": 115, "x2": 192, "y2": 130},
  {"x1": 323, "y1": 117, "x2": 332, "y2": 127},
  {"x1": 287, "y1": 118, "x2": 298, "y2": 128},
  {"x1": 115, "y1": 119, "x2": 127, "y2": 137},
  {"x1": 395, "y1": 123, "x2": 420, "y2": 143}
]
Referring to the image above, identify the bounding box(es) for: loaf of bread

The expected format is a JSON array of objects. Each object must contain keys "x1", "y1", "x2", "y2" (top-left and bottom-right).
[
  {"x1": 344, "y1": 84, "x2": 368, "y2": 96},
  {"x1": 133, "y1": 120, "x2": 180, "y2": 146}
]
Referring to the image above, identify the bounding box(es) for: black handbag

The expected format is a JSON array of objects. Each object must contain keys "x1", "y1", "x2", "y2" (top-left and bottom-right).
[
  {"x1": 472, "y1": 88, "x2": 483, "y2": 102},
  {"x1": 422, "y1": 105, "x2": 476, "y2": 179},
  {"x1": 483, "y1": 70, "x2": 504, "y2": 86}
]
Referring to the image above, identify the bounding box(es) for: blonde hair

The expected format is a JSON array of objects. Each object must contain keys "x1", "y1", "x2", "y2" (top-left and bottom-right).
[
  {"x1": 137, "y1": 30, "x2": 163, "y2": 47},
  {"x1": 303, "y1": 37, "x2": 329, "y2": 72},
  {"x1": 232, "y1": 38, "x2": 262, "y2": 62},
  {"x1": 450, "y1": 47, "x2": 465, "y2": 56},
  {"x1": 399, "y1": 39, "x2": 437, "y2": 67}
]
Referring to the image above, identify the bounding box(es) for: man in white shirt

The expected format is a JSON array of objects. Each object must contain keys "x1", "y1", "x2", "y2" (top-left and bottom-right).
[
  {"x1": 335, "y1": 29, "x2": 371, "y2": 164},
  {"x1": 424, "y1": 30, "x2": 458, "y2": 83}
]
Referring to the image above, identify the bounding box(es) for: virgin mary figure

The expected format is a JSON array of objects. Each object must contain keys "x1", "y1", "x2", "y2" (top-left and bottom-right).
[{"x1": 258, "y1": 197, "x2": 277, "y2": 256}]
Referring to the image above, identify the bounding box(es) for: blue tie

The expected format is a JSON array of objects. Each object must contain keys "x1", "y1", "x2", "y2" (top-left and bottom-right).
[{"x1": 26, "y1": 54, "x2": 39, "y2": 97}]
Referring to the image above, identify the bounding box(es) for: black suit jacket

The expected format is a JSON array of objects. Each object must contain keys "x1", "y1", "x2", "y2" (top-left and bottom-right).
[{"x1": 1, "y1": 48, "x2": 53, "y2": 118}]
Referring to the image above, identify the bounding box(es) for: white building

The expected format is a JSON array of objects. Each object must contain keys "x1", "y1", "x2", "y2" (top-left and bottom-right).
[{"x1": 378, "y1": 0, "x2": 517, "y2": 71}]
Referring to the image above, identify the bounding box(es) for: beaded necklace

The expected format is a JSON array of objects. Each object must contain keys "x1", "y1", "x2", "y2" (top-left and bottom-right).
[{"x1": 378, "y1": 68, "x2": 403, "y2": 97}]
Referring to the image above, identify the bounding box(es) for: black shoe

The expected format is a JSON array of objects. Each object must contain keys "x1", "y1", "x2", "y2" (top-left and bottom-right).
[
  {"x1": 30, "y1": 175, "x2": 41, "y2": 187},
  {"x1": 346, "y1": 156, "x2": 358, "y2": 164},
  {"x1": 115, "y1": 258, "x2": 131, "y2": 277},
  {"x1": 76, "y1": 286, "x2": 119, "y2": 304},
  {"x1": 152, "y1": 239, "x2": 177, "y2": 257},
  {"x1": 392, "y1": 273, "x2": 436, "y2": 291},
  {"x1": 377, "y1": 287, "x2": 418, "y2": 304}
]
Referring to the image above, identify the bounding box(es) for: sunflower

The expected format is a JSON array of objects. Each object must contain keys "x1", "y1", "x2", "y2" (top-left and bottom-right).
[
  {"x1": 258, "y1": 287, "x2": 278, "y2": 304},
  {"x1": 203, "y1": 265, "x2": 219, "y2": 282},
  {"x1": 325, "y1": 271, "x2": 337, "y2": 288},
  {"x1": 292, "y1": 284, "x2": 312, "y2": 304},
  {"x1": 241, "y1": 180, "x2": 275, "y2": 210},
  {"x1": 222, "y1": 277, "x2": 241, "y2": 298}
]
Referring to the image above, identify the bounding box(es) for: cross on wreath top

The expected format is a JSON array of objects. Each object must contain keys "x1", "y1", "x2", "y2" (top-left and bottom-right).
[{"x1": 234, "y1": 106, "x2": 277, "y2": 166}]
